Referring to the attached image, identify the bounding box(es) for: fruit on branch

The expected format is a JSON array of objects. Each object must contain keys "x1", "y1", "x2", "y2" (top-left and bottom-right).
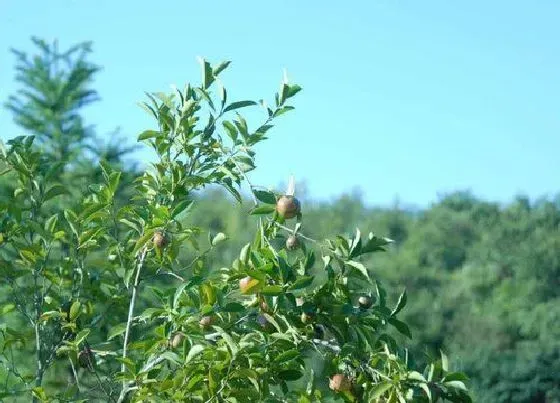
[
  {"x1": 78, "y1": 346, "x2": 94, "y2": 370},
  {"x1": 170, "y1": 332, "x2": 185, "y2": 348},
  {"x1": 301, "y1": 312, "x2": 314, "y2": 324},
  {"x1": 286, "y1": 234, "x2": 299, "y2": 250},
  {"x1": 257, "y1": 314, "x2": 274, "y2": 331},
  {"x1": 153, "y1": 231, "x2": 168, "y2": 249},
  {"x1": 276, "y1": 195, "x2": 301, "y2": 219},
  {"x1": 199, "y1": 316, "x2": 213, "y2": 329},
  {"x1": 358, "y1": 295, "x2": 373, "y2": 309},
  {"x1": 329, "y1": 373, "x2": 352, "y2": 392},
  {"x1": 239, "y1": 276, "x2": 259, "y2": 294}
]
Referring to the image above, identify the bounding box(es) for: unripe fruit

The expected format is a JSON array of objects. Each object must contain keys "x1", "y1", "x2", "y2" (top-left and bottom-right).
[
  {"x1": 170, "y1": 332, "x2": 185, "y2": 348},
  {"x1": 276, "y1": 195, "x2": 301, "y2": 219},
  {"x1": 358, "y1": 296, "x2": 373, "y2": 309},
  {"x1": 329, "y1": 373, "x2": 352, "y2": 392},
  {"x1": 239, "y1": 276, "x2": 258, "y2": 294},
  {"x1": 199, "y1": 316, "x2": 213, "y2": 329},
  {"x1": 153, "y1": 231, "x2": 168, "y2": 249},
  {"x1": 78, "y1": 347, "x2": 94, "y2": 369},
  {"x1": 286, "y1": 235, "x2": 299, "y2": 250},
  {"x1": 301, "y1": 312, "x2": 314, "y2": 324}
]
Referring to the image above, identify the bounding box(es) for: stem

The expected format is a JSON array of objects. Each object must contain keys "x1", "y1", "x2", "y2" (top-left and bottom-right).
[
  {"x1": 68, "y1": 357, "x2": 81, "y2": 393},
  {"x1": 117, "y1": 246, "x2": 148, "y2": 403}
]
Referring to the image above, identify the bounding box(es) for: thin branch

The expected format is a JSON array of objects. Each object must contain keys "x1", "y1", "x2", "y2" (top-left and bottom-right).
[
  {"x1": 117, "y1": 245, "x2": 148, "y2": 403},
  {"x1": 68, "y1": 357, "x2": 81, "y2": 393}
]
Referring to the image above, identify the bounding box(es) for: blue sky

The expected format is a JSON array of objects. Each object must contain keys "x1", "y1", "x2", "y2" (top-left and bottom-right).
[{"x1": 1, "y1": 1, "x2": 559, "y2": 207}]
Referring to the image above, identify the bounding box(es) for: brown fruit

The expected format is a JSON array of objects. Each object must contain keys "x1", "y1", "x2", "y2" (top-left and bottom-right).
[
  {"x1": 239, "y1": 276, "x2": 258, "y2": 294},
  {"x1": 358, "y1": 296, "x2": 373, "y2": 309},
  {"x1": 276, "y1": 195, "x2": 301, "y2": 219},
  {"x1": 153, "y1": 231, "x2": 168, "y2": 249},
  {"x1": 259, "y1": 298, "x2": 271, "y2": 313},
  {"x1": 78, "y1": 347, "x2": 94, "y2": 370},
  {"x1": 329, "y1": 373, "x2": 352, "y2": 392},
  {"x1": 170, "y1": 332, "x2": 185, "y2": 348},
  {"x1": 286, "y1": 235, "x2": 299, "y2": 250},
  {"x1": 199, "y1": 316, "x2": 213, "y2": 329}
]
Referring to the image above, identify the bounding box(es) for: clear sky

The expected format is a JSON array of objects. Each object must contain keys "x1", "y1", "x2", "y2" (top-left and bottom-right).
[{"x1": 1, "y1": 1, "x2": 559, "y2": 207}]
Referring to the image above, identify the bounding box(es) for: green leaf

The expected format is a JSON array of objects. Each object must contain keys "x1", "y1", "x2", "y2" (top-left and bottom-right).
[
  {"x1": 441, "y1": 350, "x2": 449, "y2": 372},
  {"x1": 346, "y1": 260, "x2": 370, "y2": 280},
  {"x1": 408, "y1": 371, "x2": 426, "y2": 382},
  {"x1": 108, "y1": 323, "x2": 127, "y2": 340},
  {"x1": 0, "y1": 304, "x2": 15, "y2": 316},
  {"x1": 288, "y1": 276, "x2": 314, "y2": 290},
  {"x1": 391, "y1": 289, "x2": 407, "y2": 317},
  {"x1": 442, "y1": 372, "x2": 469, "y2": 382},
  {"x1": 74, "y1": 329, "x2": 90, "y2": 346},
  {"x1": 278, "y1": 369, "x2": 303, "y2": 381},
  {"x1": 222, "y1": 302, "x2": 245, "y2": 313},
  {"x1": 274, "y1": 350, "x2": 299, "y2": 364},
  {"x1": 388, "y1": 317, "x2": 412, "y2": 339},
  {"x1": 211, "y1": 232, "x2": 228, "y2": 246},
  {"x1": 69, "y1": 301, "x2": 81, "y2": 321},
  {"x1": 249, "y1": 205, "x2": 276, "y2": 215},
  {"x1": 260, "y1": 285, "x2": 283, "y2": 296},
  {"x1": 213, "y1": 326, "x2": 238, "y2": 357},
  {"x1": 43, "y1": 184, "x2": 68, "y2": 201},
  {"x1": 44, "y1": 214, "x2": 58, "y2": 233},
  {"x1": 199, "y1": 58, "x2": 214, "y2": 89},
  {"x1": 222, "y1": 121, "x2": 238, "y2": 142},
  {"x1": 160, "y1": 351, "x2": 182, "y2": 365},
  {"x1": 137, "y1": 130, "x2": 160, "y2": 141},
  {"x1": 444, "y1": 380, "x2": 468, "y2": 392},
  {"x1": 171, "y1": 199, "x2": 193, "y2": 219},
  {"x1": 370, "y1": 382, "x2": 392, "y2": 399},
  {"x1": 213, "y1": 60, "x2": 231, "y2": 76},
  {"x1": 224, "y1": 100, "x2": 257, "y2": 113},
  {"x1": 253, "y1": 189, "x2": 276, "y2": 205}
]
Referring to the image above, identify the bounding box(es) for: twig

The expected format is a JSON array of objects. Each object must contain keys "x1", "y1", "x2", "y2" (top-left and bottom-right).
[
  {"x1": 117, "y1": 245, "x2": 148, "y2": 403},
  {"x1": 68, "y1": 357, "x2": 81, "y2": 393},
  {"x1": 275, "y1": 223, "x2": 320, "y2": 244}
]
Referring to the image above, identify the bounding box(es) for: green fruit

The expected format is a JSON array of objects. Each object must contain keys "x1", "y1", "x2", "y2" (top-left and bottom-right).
[{"x1": 276, "y1": 195, "x2": 301, "y2": 219}]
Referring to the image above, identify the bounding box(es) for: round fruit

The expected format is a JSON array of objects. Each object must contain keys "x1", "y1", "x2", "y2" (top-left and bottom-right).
[
  {"x1": 329, "y1": 373, "x2": 352, "y2": 392},
  {"x1": 276, "y1": 195, "x2": 301, "y2": 219},
  {"x1": 286, "y1": 235, "x2": 299, "y2": 250},
  {"x1": 199, "y1": 316, "x2": 213, "y2": 329},
  {"x1": 301, "y1": 312, "x2": 314, "y2": 324},
  {"x1": 153, "y1": 231, "x2": 168, "y2": 249},
  {"x1": 78, "y1": 347, "x2": 94, "y2": 369},
  {"x1": 170, "y1": 332, "x2": 185, "y2": 348},
  {"x1": 257, "y1": 314, "x2": 273, "y2": 331},
  {"x1": 358, "y1": 295, "x2": 373, "y2": 309},
  {"x1": 239, "y1": 276, "x2": 257, "y2": 294}
]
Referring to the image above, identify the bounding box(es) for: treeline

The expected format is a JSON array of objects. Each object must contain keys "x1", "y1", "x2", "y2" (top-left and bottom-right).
[{"x1": 188, "y1": 189, "x2": 560, "y2": 402}]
